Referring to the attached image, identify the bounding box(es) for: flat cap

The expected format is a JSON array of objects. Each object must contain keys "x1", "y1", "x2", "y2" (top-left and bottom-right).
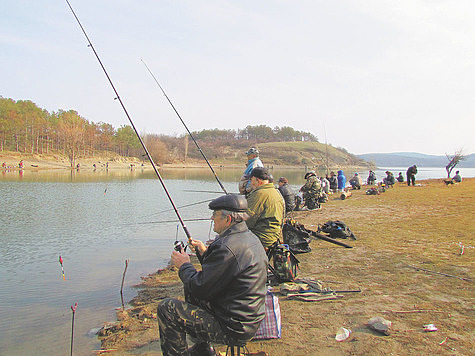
[
  {"x1": 209, "y1": 194, "x2": 248, "y2": 212},
  {"x1": 250, "y1": 167, "x2": 271, "y2": 181}
]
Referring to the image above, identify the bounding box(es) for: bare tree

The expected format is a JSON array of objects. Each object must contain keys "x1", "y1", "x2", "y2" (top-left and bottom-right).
[{"x1": 445, "y1": 149, "x2": 464, "y2": 178}]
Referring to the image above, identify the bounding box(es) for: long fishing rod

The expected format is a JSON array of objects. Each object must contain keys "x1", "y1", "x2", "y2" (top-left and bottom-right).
[
  {"x1": 65, "y1": 0, "x2": 192, "y2": 243},
  {"x1": 141, "y1": 59, "x2": 228, "y2": 195}
]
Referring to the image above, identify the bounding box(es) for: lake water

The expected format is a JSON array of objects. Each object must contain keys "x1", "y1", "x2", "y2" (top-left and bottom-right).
[{"x1": 0, "y1": 165, "x2": 473, "y2": 355}]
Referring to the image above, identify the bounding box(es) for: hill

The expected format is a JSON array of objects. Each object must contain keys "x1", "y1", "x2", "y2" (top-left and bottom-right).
[
  {"x1": 357, "y1": 152, "x2": 475, "y2": 168},
  {"x1": 181, "y1": 140, "x2": 374, "y2": 169}
]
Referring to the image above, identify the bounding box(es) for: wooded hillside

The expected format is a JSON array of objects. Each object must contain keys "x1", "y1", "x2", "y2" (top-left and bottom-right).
[{"x1": 0, "y1": 97, "x2": 370, "y2": 168}]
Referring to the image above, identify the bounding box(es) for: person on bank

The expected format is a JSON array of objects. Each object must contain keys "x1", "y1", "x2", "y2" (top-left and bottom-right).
[
  {"x1": 157, "y1": 194, "x2": 268, "y2": 356},
  {"x1": 367, "y1": 170, "x2": 376, "y2": 185},
  {"x1": 383, "y1": 171, "x2": 396, "y2": 187},
  {"x1": 453, "y1": 170, "x2": 462, "y2": 183},
  {"x1": 246, "y1": 167, "x2": 285, "y2": 248},
  {"x1": 328, "y1": 171, "x2": 338, "y2": 192},
  {"x1": 299, "y1": 170, "x2": 322, "y2": 210},
  {"x1": 239, "y1": 148, "x2": 264, "y2": 195},
  {"x1": 337, "y1": 170, "x2": 346, "y2": 192},
  {"x1": 397, "y1": 172, "x2": 404, "y2": 183},
  {"x1": 349, "y1": 173, "x2": 363, "y2": 190},
  {"x1": 406, "y1": 165, "x2": 418, "y2": 186},
  {"x1": 277, "y1": 177, "x2": 296, "y2": 213}
]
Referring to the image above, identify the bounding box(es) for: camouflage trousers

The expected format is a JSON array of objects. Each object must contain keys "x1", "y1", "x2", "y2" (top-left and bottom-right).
[{"x1": 157, "y1": 297, "x2": 232, "y2": 356}]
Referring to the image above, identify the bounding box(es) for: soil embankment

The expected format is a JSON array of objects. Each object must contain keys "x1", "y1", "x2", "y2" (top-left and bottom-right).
[{"x1": 96, "y1": 178, "x2": 474, "y2": 355}]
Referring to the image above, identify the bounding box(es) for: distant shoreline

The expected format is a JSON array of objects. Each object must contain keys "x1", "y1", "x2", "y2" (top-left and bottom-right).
[{"x1": 0, "y1": 152, "x2": 369, "y2": 172}]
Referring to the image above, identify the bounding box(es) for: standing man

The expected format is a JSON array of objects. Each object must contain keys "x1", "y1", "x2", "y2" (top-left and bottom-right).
[
  {"x1": 406, "y1": 165, "x2": 418, "y2": 186},
  {"x1": 246, "y1": 167, "x2": 285, "y2": 248},
  {"x1": 239, "y1": 147, "x2": 264, "y2": 195},
  {"x1": 157, "y1": 194, "x2": 268, "y2": 356}
]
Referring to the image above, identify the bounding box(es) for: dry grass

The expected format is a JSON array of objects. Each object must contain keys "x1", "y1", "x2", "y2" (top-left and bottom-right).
[{"x1": 99, "y1": 179, "x2": 474, "y2": 355}]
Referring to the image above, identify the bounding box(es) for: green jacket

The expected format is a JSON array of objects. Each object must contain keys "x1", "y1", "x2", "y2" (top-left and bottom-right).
[{"x1": 246, "y1": 183, "x2": 284, "y2": 248}]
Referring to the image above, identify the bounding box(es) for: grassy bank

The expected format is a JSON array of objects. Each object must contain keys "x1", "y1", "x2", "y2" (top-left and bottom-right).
[{"x1": 97, "y1": 178, "x2": 474, "y2": 355}]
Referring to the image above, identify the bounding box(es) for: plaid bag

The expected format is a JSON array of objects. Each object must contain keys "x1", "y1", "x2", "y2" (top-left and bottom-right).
[{"x1": 253, "y1": 291, "x2": 281, "y2": 339}]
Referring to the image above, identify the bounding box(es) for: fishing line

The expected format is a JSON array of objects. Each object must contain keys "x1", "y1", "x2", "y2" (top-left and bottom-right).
[
  {"x1": 141, "y1": 198, "x2": 214, "y2": 219},
  {"x1": 65, "y1": 0, "x2": 192, "y2": 242},
  {"x1": 141, "y1": 59, "x2": 228, "y2": 195},
  {"x1": 136, "y1": 217, "x2": 210, "y2": 225}
]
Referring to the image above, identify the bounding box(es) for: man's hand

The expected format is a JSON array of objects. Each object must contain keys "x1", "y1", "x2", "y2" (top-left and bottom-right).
[
  {"x1": 171, "y1": 248, "x2": 190, "y2": 268},
  {"x1": 189, "y1": 238, "x2": 207, "y2": 255}
]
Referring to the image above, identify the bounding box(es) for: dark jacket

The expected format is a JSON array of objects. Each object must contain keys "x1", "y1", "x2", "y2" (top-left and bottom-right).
[
  {"x1": 328, "y1": 176, "x2": 337, "y2": 190},
  {"x1": 179, "y1": 222, "x2": 268, "y2": 342},
  {"x1": 278, "y1": 183, "x2": 296, "y2": 213},
  {"x1": 407, "y1": 165, "x2": 418, "y2": 176}
]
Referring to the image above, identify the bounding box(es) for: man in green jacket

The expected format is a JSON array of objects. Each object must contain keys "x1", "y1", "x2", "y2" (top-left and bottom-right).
[{"x1": 246, "y1": 167, "x2": 285, "y2": 248}]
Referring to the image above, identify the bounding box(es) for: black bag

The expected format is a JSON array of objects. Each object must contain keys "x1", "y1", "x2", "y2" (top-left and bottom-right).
[
  {"x1": 318, "y1": 220, "x2": 356, "y2": 240},
  {"x1": 268, "y1": 243, "x2": 299, "y2": 283},
  {"x1": 282, "y1": 220, "x2": 312, "y2": 254}
]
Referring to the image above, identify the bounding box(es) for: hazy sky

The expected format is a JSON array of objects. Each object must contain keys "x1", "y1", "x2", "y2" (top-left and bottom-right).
[{"x1": 2, "y1": 0, "x2": 474, "y2": 155}]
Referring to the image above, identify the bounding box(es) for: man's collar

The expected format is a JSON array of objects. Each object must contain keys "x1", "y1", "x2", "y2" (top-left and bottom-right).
[{"x1": 218, "y1": 221, "x2": 248, "y2": 238}]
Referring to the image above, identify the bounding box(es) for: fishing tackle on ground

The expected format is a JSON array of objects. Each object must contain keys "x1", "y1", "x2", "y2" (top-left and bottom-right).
[
  {"x1": 141, "y1": 59, "x2": 228, "y2": 195},
  {"x1": 65, "y1": 0, "x2": 192, "y2": 245}
]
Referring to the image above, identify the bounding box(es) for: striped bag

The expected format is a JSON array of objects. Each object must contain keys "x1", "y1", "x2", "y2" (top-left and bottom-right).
[{"x1": 253, "y1": 291, "x2": 282, "y2": 339}]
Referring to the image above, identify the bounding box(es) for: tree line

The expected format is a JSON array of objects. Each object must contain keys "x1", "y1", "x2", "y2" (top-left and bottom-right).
[{"x1": 0, "y1": 97, "x2": 319, "y2": 166}]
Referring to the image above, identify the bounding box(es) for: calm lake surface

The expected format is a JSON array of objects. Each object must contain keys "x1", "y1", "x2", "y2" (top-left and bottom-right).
[{"x1": 1, "y1": 166, "x2": 473, "y2": 355}]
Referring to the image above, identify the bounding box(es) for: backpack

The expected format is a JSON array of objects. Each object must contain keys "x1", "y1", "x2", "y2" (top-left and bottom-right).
[
  {"x1": 318, "y1": 220, "x2": 356, "y2": 240},
  {"x1": 282, "y1": 220, "x2": 312, "y2": 254},
  {"x1": 268, "y1": 244, "x2": 299, "y2": 283}
]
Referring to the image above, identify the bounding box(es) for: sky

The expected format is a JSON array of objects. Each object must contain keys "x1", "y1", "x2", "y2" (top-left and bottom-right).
[{"x1": 1, "y1": 0, "x2": 474, "y2": 155}]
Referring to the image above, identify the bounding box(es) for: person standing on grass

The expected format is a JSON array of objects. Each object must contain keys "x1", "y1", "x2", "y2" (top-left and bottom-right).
[
  {"x1": 406, "y1": 165, "x2": 418, "y2": 186},
  {"x1": 239, "y1": 147, "x2": 264, "y2": 195}
]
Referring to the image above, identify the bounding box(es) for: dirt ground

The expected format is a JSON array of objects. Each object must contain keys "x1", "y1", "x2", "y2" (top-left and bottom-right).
[{"x1": 96, "y1": 178, "x2": 473, "y2": 355}]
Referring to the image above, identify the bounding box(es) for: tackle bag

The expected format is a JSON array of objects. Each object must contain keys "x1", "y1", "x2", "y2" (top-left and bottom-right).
[
  {"x1": 254, "y1": 291, "x2": 282, "y2": 340},
  {"x1": 318, "y1": 220, "x2": 356, "y2": 240},
  {"x1": 269, "y1": 243, "x2": 299, "y2": 283},
  {"x1": 282, "y1": 220, "x2": 312, "y2": 254}
]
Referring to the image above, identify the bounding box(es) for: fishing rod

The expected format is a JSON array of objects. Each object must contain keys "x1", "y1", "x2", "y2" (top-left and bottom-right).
[
  {"x1": 65, "y1": 0, "x2": 192, "y2": 244},
  {"x1": 141, "y1": 59, "x2": 228, "y2": 195}
]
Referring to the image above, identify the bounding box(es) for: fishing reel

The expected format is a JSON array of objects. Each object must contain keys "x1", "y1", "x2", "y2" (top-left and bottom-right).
[{"x1": 174, "y1": 240, "x2": 187, "y2": 252}]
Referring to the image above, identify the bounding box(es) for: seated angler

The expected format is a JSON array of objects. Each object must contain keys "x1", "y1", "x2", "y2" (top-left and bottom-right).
[
  {"x1": 246, "y1": 167, "x2": 285, "y2": 249},
  {"x1": 157, "y1": 194, "x2": 268, "y2": 356},
  {"x1": 383, "y1": 171, "x2": 396, "y2": 187},
  {"x1": 397, "y1": 172, "x2": 404, "y2": 183},
  {"x1": 299, "y1": 170, "x2": 322, "y2": 210},
  {"x1": 349, "y1": 173, "x2": 362, "y2": 190},
  {"x1": 277, "y1": 177, "x2": 296, "y2": 214}
]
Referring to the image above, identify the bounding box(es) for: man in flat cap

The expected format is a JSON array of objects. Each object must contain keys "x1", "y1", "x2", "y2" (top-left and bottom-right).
[
  {"x1": 246, "y1": 167, "x2": 285, "y2": 248},
  {"x1": 157, "y1": 194, "x2": 268, "y2": 356},
  {"x1": 239, "y1": 147, "x2": 264, "y2": 195}
]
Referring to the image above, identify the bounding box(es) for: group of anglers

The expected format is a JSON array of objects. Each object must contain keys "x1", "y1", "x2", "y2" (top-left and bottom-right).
[
  {"x1": 160, "y1": 147, "x2": 422, "y2": 355},
  {"x1": 159, "y1": 147, "x2": 349, "y2": 356}
]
